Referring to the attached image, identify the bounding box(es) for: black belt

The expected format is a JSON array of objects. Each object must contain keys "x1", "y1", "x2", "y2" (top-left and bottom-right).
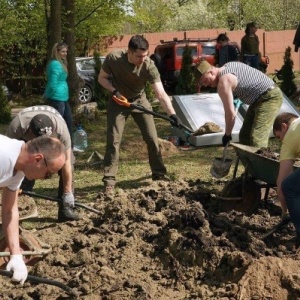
[
  {"x1": 127, "y1": 94, "x2": 142, "y2": 102},
  {"x1": 258, "y1": 84, "x2": 277, "y2": 99}
]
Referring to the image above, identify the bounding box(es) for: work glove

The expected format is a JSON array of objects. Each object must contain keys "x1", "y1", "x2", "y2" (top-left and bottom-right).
[
  {"x1": 62, "y1": 192, "x2": 75, "y2": 208},
  {"x1": 222, "y1": 134, "x2": 232, "y2": 147},
  {"x1": 6, "y1": 254, "x2": 28, "y2": 285},
  {"x1": 169, "y1": 114, "x2": 182, "y2": 128}
]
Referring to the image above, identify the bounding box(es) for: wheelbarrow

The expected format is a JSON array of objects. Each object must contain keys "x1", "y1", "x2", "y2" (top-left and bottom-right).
[
  {"x1": 217, "y1": 142, "x2": 282, "y2": 215},
  {"x1": 229, "y1": 142, "x2": 300, "y2": 238}
]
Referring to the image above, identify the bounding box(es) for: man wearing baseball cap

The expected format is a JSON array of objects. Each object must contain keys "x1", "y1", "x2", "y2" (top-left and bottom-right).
[
  {"x1": 194, "y1": 60, "x2": 283, "y2": 148},
  {"x1": 6, "y1": 105, "x2": 80, "y2": 222}
]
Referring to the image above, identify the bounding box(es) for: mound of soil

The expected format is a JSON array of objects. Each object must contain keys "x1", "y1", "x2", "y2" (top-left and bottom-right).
[
  {"x1": 193, "y1": 122, "x2": 223, "y2": 136},
  {"x1": 1, "y1": 179, "x2": 300, "y2": 299},
  {"x1": 255, "y1": 147, "x2": 279, "y2": 160}
]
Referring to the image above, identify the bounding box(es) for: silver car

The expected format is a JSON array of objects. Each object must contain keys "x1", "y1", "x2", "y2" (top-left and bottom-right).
[{"x1": 76, "y1": 56, "x2": 105, "y2": 104}]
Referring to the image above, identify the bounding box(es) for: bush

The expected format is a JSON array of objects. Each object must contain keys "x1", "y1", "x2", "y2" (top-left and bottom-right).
[
  {"x1": 93, "y1": 52, "x2": 110, "y2": 110},
  {"x1": 0, "y1": 85, "x2": 11, "y2": 124},
  {"x1": 175, "y1": 46, "x2": 196, "y2": 95},
  {"x1": 280, "y1": 46, "x2": 297, "y2": 97}
]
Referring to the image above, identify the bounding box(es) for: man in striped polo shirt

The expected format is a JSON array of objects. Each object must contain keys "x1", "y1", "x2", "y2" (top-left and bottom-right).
[{"x1": 194, "y1": 60, "x2": 283, "y2": 147}]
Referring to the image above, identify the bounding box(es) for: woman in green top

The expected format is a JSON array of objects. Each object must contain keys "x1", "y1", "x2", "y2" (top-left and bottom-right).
[
  {"x1": 45, "y1": 42, "x2": 73, "y2": 137},
  {"x1": 241, "y1": 22, "x2": 260, "y2": 69}
]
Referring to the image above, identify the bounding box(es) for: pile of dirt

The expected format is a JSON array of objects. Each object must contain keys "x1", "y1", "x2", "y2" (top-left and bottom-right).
[
  {"x1": 192, "y1": 122, "x2": 223, "y2": 136},
  {"x1": 255, "y1": 147, "x2": 279, "y2": 160},
  {"x1": 1, "y1": 179, "x2": 300, "y2": 299}
]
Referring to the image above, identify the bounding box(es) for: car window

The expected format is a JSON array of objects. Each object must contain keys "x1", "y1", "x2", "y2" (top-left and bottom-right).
[
  {"x1": 77, "y1": 59, "x2": 95, "y2": 71},
  {"x1": 176, "y1": 46, "x2": 198, "y2": 57},
  {"x1": 202, "y1": 45, "x2": 216, "y2": 56}
]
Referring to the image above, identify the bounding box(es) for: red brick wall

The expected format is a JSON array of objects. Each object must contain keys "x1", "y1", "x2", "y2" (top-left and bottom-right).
[{"x1": 97, "y1": 28, "x2": 300, "y2": 75}]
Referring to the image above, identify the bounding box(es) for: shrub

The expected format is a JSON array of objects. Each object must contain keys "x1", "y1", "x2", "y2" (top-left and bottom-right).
[
  {"x1": 175, "y1": 46, "x2": 196, "y2": 95},
  {"x1": 0, "y1": 85, "x2": 11, "y2": 124},
  {"x1": 93, "y1": 52, "x2": 110, "y2": 110},
  {"x1": 280, "y1": 46, "x2": 297, "y2": 97}
]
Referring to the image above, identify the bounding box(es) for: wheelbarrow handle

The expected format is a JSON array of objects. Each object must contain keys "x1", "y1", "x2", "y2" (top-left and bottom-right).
[
  {"x1": 20, "y1": 190, "x2": 101, "y2": 215},
  {"x1": 0, "y1": 270, "x2": 78, "y2": 297},
  {"x1": 131, "y1": 103, "x2": 194, "y2": 134}
]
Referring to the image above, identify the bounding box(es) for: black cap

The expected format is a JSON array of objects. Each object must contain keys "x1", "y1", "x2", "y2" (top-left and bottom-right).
[{"x1": 29, "y1": 114, "x2": 53, "y2": 137}]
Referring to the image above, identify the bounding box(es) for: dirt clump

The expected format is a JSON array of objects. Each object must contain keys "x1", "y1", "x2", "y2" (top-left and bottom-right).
[
  {"x1": 255, "y1": 147, "x2": 279, "y2": 160},
  {"x1": 1, "y1": 179, "x2": 300, "y2": 299},
  {"x1": 193, "y1": 122, "x2": 223, "y2": 136}
]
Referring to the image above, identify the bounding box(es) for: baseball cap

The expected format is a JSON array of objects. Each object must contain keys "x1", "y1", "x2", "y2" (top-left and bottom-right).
[
  {"x1": 194, "y1": 60, "x2": 212, "y2": 81},
  {"x1": 29, "y1": 114, "x2": 53, "y2": 136}
]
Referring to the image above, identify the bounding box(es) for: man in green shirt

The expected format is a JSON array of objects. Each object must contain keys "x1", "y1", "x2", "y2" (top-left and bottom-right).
[{"x1": 98, "y1": 35, "x2": 181, "y2": 198}]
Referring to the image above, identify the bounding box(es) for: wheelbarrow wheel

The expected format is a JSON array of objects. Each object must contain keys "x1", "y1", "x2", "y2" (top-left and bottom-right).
[{"x1": 218, "y1": 175, "x2": 261, "y2": 215}]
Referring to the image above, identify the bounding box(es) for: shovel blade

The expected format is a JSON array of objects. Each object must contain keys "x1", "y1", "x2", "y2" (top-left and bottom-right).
[{"x1": 210, "y1": 157, "x2": 232, "y2": 178}]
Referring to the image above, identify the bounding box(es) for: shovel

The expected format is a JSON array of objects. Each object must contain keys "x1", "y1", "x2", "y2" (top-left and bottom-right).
[
  {"x1": 210, "y1": 144, "x2": 233, "y2": 178},
  {"x1": 0, "y1": 270, "x2": 79, "y2": 297},
  {"x1": 20, "y1": 190, "x2": 101, "y2": 215},
  {"x1": 112, "y1": 95, "x2": 194, "y2": 134}
]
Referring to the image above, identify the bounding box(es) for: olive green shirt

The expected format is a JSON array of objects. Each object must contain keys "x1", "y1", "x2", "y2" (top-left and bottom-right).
[
  {"x1": 102, "y1": 50, "x2": 161, "y2": 99},
  {"x1": 241, "y1": 35, "x2": 260, "y2": 56}
]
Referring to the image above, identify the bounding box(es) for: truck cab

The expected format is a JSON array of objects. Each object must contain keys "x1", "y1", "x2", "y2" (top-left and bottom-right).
[{"x1": 153, "y1": 38, "x2": 217, "y2": 90}]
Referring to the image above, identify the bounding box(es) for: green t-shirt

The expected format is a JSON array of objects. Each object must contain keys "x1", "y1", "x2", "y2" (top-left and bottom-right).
[
  {"x1": 102, "y1": 50, "x2": 161, "y2": 99},
  {"x1": 280, "y1": 118, "x2": 300, "y2": 161}
]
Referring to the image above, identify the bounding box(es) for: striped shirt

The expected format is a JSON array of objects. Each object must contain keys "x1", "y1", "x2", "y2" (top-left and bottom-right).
[{"x1": 219, "y1": 62, "x2": 275, "y2": 105}]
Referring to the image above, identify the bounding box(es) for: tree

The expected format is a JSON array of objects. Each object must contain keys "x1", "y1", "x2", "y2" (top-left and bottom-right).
[
  {"x1": 175, "y1": 46, "x2": 196, "y2": 95},
  {"x1": 280, "y1": 46, "x2": 297, "y2": 97}
]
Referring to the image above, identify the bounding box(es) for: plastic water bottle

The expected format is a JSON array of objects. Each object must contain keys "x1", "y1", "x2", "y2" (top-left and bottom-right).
[{"x1": 73, "y1": 125, "x2": 88, "y2": 152}]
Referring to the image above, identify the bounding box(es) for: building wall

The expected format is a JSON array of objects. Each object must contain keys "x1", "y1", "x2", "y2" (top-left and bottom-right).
[{"x1": 98, "y1": 28, "x2": 300, "y2": 75}]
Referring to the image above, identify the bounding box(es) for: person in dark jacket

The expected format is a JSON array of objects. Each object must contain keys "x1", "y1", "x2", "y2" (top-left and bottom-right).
[
  {"x1": 241, "y1": 22, "x2": 260, "y2": 69},
  {"x1": 215, "y1": 33, "x2": 239, "y2": 67}
]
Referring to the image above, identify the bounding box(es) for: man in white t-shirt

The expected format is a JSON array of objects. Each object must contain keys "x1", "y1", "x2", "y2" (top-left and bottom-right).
[{"x1": 0, "y1": 134, "x2": 65, "y2": 284}]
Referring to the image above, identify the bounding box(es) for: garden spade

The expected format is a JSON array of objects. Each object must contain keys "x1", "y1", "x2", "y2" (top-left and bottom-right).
[{"x1": 210, "y1": 144, "x2": 232, "y2": 178}]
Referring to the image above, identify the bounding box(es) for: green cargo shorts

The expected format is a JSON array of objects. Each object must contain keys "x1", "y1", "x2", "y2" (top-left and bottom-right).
[{"x1": 239, "y1": 86, "x2": 283, "y2": 147}]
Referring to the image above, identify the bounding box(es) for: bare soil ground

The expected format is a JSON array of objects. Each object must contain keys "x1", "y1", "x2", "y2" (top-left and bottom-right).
[
  {"x1": 2, "y1": 81, "x2": 300, "y2": 299},
  {"x1": 1, "y1": 172, "x2": 300, "y2": 299}
]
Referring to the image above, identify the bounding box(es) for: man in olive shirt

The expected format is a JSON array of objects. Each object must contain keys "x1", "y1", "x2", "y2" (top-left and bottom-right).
[
  {"x1": 6, "y1": 105, "x2": 80, "y2": 222},
  {"x1": 98, "y1": 35, "x2": 181, "y2": 198}
]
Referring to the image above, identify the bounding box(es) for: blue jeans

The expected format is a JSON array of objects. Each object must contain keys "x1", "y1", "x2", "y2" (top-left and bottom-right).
[
  {"x1": 46, "y1": 99, "x2": 73, "y2": 138},
  {"x1": 282, "y1": 168, "x2": 300, "y2": 235},
  {"x1": 243, "y1": 55, "x2": 259, "y2": 69}
]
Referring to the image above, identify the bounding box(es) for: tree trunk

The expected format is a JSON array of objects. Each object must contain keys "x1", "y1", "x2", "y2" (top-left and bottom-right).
[
  {"x1": 62, "y1": 0, "x2": 80, "y2": 108},
  {"x1": 46, "y1": 0, "x2": 62, "y2": 61}
]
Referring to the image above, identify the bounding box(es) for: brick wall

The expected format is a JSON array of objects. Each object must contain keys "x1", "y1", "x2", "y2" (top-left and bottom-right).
[{"x1": 97, "y1": 28, "x2": 300, "y2": 75}]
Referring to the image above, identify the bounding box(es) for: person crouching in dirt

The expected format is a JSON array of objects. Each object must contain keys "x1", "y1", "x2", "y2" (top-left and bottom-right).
[
  {"x1": 194, "y1": 60, "x2": 283, "y2": 148},
  {"x1": 1, "y1": 135, "x2": 66, "y2": 284},
  {"x1": 6, "y1": 105, "x2": 80, "y2": 222},
  {"x1": 273, "y1": 112, "x2": 300, "y2": 226}
]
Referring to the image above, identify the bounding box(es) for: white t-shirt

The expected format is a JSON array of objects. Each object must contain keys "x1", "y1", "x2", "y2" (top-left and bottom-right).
[{"x1": 0, "y1": 135, "x2": 25, "y2": 191}]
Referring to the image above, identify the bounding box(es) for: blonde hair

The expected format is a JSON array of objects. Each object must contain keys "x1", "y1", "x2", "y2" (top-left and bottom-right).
[{"x1": 51, "y1": 42, "x2": 68, "y2": 73}]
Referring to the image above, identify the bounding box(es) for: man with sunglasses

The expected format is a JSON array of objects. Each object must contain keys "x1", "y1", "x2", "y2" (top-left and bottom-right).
[
  {"x1": 6, "y1": 105, "x2": 80, "y2": 222},
  {"x1": 98, "y1": 34, "x2": 182, "y2": 199},
  {"x1": 0, "y1": 134, "x2": 66, "y2": 285}
]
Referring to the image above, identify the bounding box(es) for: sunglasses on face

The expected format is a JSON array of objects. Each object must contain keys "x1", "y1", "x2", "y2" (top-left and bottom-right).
[{"x1": 43, "y1": 157, "x2": 54, "y2": 179}]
